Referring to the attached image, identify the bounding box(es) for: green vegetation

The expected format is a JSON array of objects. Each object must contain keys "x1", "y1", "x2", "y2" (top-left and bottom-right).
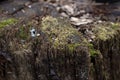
[
  {"x1": 111, "y1": 22, "x2": 120, "y2": 29},
  {"x1": 94, "y1": 22, "x2": 120, "y2": 41},
  {"x1": 88, "y1": 43, "x2": 100, "y2": 57},
  {"x1": 89, "y1": 22, "x2": 120, "y2": 57},
  {"x1": 95, "y1": 27, "x2": 115, "y2": 41},
  {"x1": 0, "y1": 18, "x2": 17, "y2": 29},
  {"x1": 41, "y1": 16, "x2": 86, "y2": 50},
  {"x1": 18, "y1": 26, "x2": 29, "y2": 40}
]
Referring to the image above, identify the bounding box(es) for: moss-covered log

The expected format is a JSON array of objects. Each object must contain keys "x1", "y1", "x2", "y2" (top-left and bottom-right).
[
  {"x1": 0, "y1": 16, "x2": 120, "y2": 80},
  {"x1": 0, "y1": 17, "x2": 90, "y2": 80}
]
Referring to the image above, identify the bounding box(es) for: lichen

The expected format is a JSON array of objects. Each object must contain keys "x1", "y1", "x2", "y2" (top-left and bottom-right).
[
  {"x1": 41, "y1": 16, "x2": 86, "y2": 50},
  {"x1": 0, "y1": 18, "x2": 17, "y2": 29}
]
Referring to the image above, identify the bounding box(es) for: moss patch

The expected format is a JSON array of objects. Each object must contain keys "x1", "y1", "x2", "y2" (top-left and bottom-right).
[
  {"x1": 88, "y1": 43, "x2": 100, "y2": 57},
  {"x1": 17, "y1": 26, "x2": 30, "y2": 40},
  {"x1": 0, "y1": 18, "x2": 17, "y2": 29},
  {"x1": 93, "y1": 22, "x2": 120, "y2": 41},
  {"x1": 41, "y1": 16, "x2": 87, "y2": 49}
]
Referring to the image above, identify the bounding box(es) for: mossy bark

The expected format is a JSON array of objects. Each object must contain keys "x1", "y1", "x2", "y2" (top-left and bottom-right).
[
  {"x1": 90, "y1": 26, "x2": 120, "y2": 80},
  {"x1": 0, "y1": 17, "x2": 90, "y2": 80},
  {"x1": 0, "y1": 16, "x2": 120, "y2": 80},
  {"x1": 0, "y1": 40, "x2": 90, "y2": 80}
]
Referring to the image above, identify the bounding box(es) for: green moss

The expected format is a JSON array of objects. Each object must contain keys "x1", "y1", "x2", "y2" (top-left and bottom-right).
[
  {"x1": 111, "y1": 22, "x2": 120, "y2": 29},
  {"x1": 96, "y1": 27, "x2": 115, "y2": 41},
  {"x1": 88, "y1": 43, "x2": 99, "y2": 57},
  {"x1": 90, "y1": 49, "x2": 100, "y2": 57},
  {"x1": 0, "y1": 18, "x2": 17, "y2": 29},
  {"x1": 67, "y1": 43, "x2": 80, "y2": 52},
  {"x1": 18, "y1": 26, "x2": 28, "y2": 40},
  {"x1": 94, "y1": 22, "x2": 120, "y2": 41},
  {"x1": 41, "y1": 16, "x2": 86, "y2": 49}
]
